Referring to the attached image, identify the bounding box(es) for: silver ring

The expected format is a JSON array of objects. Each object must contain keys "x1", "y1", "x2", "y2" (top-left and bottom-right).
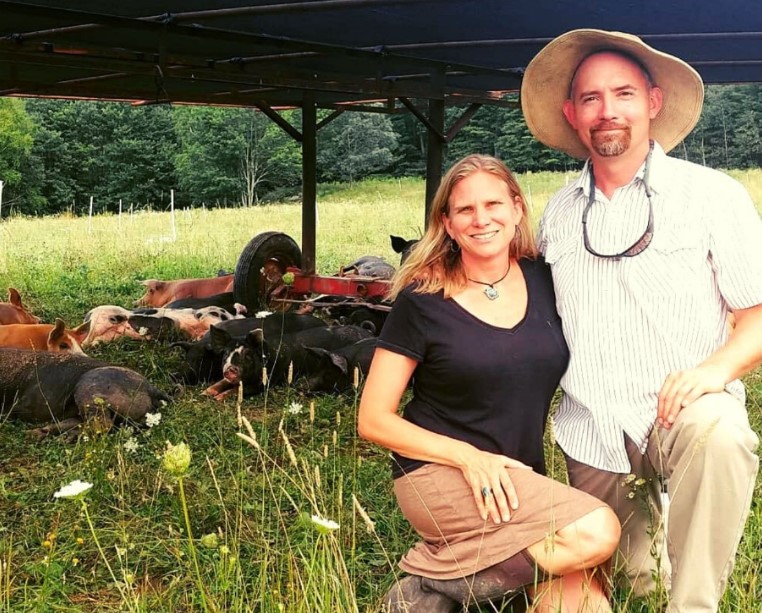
[{"x1": 481, "y1": 486, "x2": 491, "y2": 498}]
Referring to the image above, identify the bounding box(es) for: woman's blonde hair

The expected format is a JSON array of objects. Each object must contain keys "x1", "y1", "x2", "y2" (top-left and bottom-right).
[{"x1": 389, "y1": 154, "x2": 537, "y2": 300}]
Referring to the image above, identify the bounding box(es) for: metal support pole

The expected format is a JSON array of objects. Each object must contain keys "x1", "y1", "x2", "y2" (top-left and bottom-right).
[
  {"x1": 302, "y1": 92, "x2": 317, "y2": 275},
  {"x1": 424, "y1": 97, "x2": 445, "y2": 225}
]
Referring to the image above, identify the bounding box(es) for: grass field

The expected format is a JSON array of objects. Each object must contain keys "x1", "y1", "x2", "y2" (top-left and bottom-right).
[{"x1": 0, "y1": 169, "x2": 761, "y2": 612}]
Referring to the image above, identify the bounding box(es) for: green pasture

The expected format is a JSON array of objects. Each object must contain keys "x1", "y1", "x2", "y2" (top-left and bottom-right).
[{"x1": 0, "y1": 170, "x2": 761, "y2": 612}]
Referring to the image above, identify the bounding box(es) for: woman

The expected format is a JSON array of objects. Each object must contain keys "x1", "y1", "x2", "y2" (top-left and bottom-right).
[{"x1": 358, "y1": 154, "x2": 620, "y2": 612}]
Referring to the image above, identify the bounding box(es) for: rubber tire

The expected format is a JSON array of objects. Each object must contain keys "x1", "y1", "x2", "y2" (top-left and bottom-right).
[{"x1": 234, "y1": 232, "x2": 302, "y2": 313}]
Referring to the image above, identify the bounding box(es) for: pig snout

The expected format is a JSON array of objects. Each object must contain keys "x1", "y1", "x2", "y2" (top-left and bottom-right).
[{"x1": 223, "y1": 364, "x2": 241, "y2": 383}]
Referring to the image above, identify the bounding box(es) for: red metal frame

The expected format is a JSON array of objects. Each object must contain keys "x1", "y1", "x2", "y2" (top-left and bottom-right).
[{"x1": 282, "y1": 266, "x2": 391, "y2": 300}]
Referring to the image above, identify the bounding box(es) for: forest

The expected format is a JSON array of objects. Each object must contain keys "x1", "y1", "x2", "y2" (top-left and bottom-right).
[{"x1": 0, "y1": 84, "x2": 760, "y2": 216}]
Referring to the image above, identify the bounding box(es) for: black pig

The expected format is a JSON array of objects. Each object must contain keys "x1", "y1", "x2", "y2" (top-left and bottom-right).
[
  {"x1": 303, "y1": 337, "x2": 377, "y2": 392},
  {"x1": 0, "y1": 348, "x2": 169, "y2": 437}
]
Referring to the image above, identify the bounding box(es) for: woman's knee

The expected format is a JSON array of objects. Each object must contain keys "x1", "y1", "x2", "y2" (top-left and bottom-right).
[
  {"x1": 570, "y1": 506, "x2": 621, "y2": 564},
  {"x1": 527, "y1": 506, "x2": 620, "y2": 576},
  {"x1": 556, "y1": 506, "x2": 620, "y2": 568}
]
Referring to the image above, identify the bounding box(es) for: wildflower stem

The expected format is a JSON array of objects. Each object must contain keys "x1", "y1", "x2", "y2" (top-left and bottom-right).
[
  {"x1": 177, "y1": 476, "x2": 214, "y2": 613},
  {"x1": 81, "y1": 501, "x2": 137, "y2": 612}
]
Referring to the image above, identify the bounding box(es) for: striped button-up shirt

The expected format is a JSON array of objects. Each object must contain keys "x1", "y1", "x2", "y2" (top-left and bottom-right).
[{"x1": 538, "y1": 143, "x2": 762, "y2": 473}]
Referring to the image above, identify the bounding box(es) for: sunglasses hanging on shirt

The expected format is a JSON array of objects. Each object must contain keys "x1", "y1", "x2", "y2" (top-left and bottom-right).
[{"x1": 582, "y1": 140, "x2": 655, "y2": 259}]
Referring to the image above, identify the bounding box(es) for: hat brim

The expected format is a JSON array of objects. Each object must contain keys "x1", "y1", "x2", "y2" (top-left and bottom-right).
[{"x1": 521, "y1": 29, "x2": 704, "y2": 159}]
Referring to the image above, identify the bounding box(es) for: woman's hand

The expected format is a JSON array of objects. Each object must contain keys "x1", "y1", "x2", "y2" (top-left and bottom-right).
[{"x1": 457, "y1": 448, "x2": 531, "y2": 524}]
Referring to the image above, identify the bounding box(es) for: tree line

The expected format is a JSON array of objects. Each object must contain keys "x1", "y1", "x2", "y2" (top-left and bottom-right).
[{"x1": 0, "y1": 84, "x2": 760, "y2": 216}]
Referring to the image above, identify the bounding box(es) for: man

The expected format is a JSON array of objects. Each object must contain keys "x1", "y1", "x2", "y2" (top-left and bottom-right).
[{"x1": 521, "y1": 29, "x2": 762, "y2": 612}]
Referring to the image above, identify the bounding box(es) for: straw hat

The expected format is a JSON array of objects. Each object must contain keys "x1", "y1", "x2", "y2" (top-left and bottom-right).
[{"x1": 521, "y1": 29, "x2": 704, "y2": 159}]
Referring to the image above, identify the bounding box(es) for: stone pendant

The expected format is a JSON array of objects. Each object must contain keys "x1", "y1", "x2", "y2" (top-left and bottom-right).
[{"x1": 484, "y1": 286, "x2": 499, "y2": 300}]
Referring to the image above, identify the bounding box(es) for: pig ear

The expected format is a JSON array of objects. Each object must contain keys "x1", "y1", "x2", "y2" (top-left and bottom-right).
[
  {"x1": 209, "y1": 325, "x2": 231, "y2": 352},
  {"x1": 139, "y1": 279, "x2": 151, "y2": 286},
  {"x1": 72, "y1": 320, "x2": 91, "y2": 339},
  {"x1": 8, "y1": 288, "x2": 22, "y2": 307},
  {"x1": 329, "y1": 353, "x2": 348, "y2": 374},
  {"x1": 246, "y1": 328, "x2": 265, "y2": 346},
  {"x1": 304, "y1": 346, "x2": 329, "y2": 360},
  {"x1": 49, "y1": 318, "x2": 66, "y2": 342}
]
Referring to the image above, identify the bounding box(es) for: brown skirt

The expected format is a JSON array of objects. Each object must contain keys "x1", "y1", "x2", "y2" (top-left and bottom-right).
[{"x1": 394, "y1": 463, "x2": 606, "y2": 580}]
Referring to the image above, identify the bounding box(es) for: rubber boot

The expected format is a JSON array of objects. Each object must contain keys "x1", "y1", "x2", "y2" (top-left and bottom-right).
[
  {"x1": 380, "y1": 574, "x2": 458, "y2": 612},
  {"x1": 420, "y1": 556, "x2": 532, "y2": 608}
]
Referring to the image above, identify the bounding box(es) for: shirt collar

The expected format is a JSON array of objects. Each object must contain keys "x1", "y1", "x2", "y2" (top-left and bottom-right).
[{"x1": 576, "y1": 140, "x2": 669, "y2": 198}]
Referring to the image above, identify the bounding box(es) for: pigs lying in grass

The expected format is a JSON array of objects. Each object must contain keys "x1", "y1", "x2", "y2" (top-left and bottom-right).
[
  {"x1": 0, "y1": 348, "x2": 169, "y2": 438},
  {"x1": 83, "y1": 304, "x2": 240, "y2": 346},
  {"x1": 170, "y1": 312, "x2": 327, "y2": 385},
  {"x1": 204, "y1": 322, "x2": 373, "y2": 400}
]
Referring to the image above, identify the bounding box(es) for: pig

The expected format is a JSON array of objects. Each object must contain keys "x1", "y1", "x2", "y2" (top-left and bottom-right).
[
  {"x1": 0, "y1": 319, "x2": 90, "y2": 354},
  {"x1": 130, "y1": 305, "x2": 237, "y2": 340},
  {"x1": 205, "y1": 323, "x2": 373, "y2": 400},
  {"x1": 82, "y1": 306, "x2": 145, "y2": 346},
  {"x1": 390, "y1": 235, "x2": 419, "y2": 264},
  {"x1": 0, "y1": 348, "x2": 169, "y2": 437},
  {"x1": 135, "y1": 274, "x2": 234, "y2": 307},
  {"x1": 340, "y1": 256, "x2": 395, "y2": 280},
  {"x1": 302, "y1": 337, "x2": 377, "y2": 392},
  {"x1": 0, "y1": 288, "x2": 41, "y2": 325}
]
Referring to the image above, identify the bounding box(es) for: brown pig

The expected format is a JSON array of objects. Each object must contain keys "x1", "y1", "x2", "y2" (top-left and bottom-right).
[
  {"x1": 0, "y1": 319, "x2": 90, "y2": 354},
  {"x1": 0, "y1": 288, "x2": 41, "y2": 325},
  {"x1": 135, "y1": 275, "x2": 234, "y2": 307}
]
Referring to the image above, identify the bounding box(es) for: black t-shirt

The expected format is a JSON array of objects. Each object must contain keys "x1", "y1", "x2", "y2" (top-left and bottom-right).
[{"x1": 378, "y1": 257, "x2": 569, "y2": 478}]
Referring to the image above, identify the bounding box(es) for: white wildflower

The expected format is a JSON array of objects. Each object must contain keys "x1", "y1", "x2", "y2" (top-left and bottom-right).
[
  {"x1": 162, "y1": 441, "x2": 191, "y2": 477},
  {"x1": 138, "y1": 326, "x2": 149, "y2": 336},
  {"x1": 145, "y1": 412, "x2": 162, "y2": 428},
  {"x1": 255, "y1": 310, "x2": 273, "y2": 318},
  {"x1": 53, "y1": 480, "x2": 93, "y2": 499},
  {"x1": 287, "y1": 401, "x2": 303, "y2": 415},
  {"x1": 310, "y1": 514, "x2": 339, "y2": 534},
  {"x1": 123, "y1": 438, "x2": 140, "y2": 453}
]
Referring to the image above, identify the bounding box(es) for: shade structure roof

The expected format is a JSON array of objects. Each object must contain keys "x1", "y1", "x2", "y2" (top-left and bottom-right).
[{"x1": 1, "y1": 0, "x2": 761, "y2": 111}]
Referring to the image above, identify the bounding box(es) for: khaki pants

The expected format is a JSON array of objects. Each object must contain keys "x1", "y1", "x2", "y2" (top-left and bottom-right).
[{"x1": 564, "y1": 392, "x2": 759, "y2": 613}]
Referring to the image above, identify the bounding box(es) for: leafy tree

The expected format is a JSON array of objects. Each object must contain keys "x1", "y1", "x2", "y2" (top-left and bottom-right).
[
  {"x1": 173, "y1": 106, "x2": 300, "y2": 205},
  {"x1": 390, "y1": 111, "x2": 427, "y2": 176},
  {"x1": 446, "y1": 105, "x2": 503, "y2": 163},
  {"x1": 0, "y1": 99, "x2": 42, "y2": 216},
  {"x1": 683, "y1": 84, "x2": 762, "y2": 169},
  {"x1": 27, "y1": 100, "x2": 177, "y2": 213},
  {"x1": 319, "y1": 113, "x2": 397, "y2": 183}
]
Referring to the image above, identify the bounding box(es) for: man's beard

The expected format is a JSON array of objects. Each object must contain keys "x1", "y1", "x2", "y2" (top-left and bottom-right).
[{"x1": 590, "y1": 124, "x2": 632, "y2": 157}]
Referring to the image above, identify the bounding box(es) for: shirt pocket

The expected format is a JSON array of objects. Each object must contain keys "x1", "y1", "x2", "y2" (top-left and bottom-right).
[{"x1": 625, "y1": 230, "x2": 708, "y2": 297}]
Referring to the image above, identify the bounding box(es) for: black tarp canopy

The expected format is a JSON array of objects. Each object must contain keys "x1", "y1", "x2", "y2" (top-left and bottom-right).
[
  {"x1": 2, "y1": 0, "x2": 761, "y2": 270},
  {"x1": 2, "y1": 0, "x2": 761, "y2": 106}
]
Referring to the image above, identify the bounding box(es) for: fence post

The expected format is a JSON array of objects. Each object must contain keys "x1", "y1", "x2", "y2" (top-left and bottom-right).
[{"x1": 170, "y1": 189, "x2": 177, "y2": 240}]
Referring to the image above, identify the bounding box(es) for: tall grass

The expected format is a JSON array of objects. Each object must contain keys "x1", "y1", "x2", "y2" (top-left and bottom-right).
[{"x1": 0, "y1": 170, "x2": 761, "y2": 612}]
